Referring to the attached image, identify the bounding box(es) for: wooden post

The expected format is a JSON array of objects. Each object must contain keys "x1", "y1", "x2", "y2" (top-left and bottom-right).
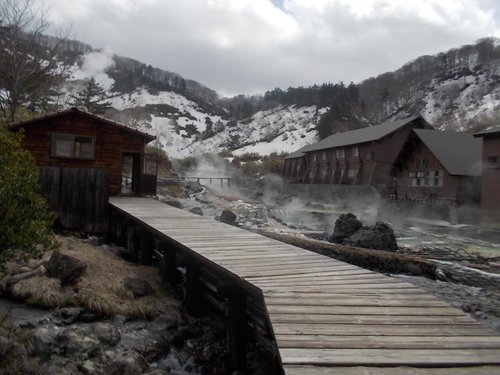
[
  {"x1": 223, "y1": 284, "x2": 247, "y2": 372},
  {"x1": 184, "y1": 265, "x2": 202, "y2": 317},
  {"x1": 107, "y1": 208, "x2": 117, "y2": 243},
  {"x1": 139, "y1": 231, "x2": 154, "y2": 265},
  {"x1": 126, "y1": 225, "x2": 140, "y2": 261},
  {"x1": 157, "y1": 240, "x2": 179, "y2": 285}
]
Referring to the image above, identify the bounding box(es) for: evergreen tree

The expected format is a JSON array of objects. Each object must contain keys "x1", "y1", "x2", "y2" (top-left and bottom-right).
[{"x1": 69, "y1": 78, "x2": 112, "y2": 114}]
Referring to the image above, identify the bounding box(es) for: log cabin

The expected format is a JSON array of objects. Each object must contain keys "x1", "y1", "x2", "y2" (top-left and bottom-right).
[
  {"x1": 474, "y1": 127, "x2": 500, "y2": 227},
  {"x1": 9, "y1": 108, "x2": 157, "y2": 232},
  {"x1": 282, "y1": 116, "x2": 432, "y2": 190},
  {"x1": 392, "y1": 129, "x2": 482, "y2": 203}
]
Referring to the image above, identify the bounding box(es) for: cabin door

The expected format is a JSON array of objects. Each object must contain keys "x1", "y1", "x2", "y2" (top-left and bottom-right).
[{"x1": 121, "y1": 152, "x2": 140, "y2": 195}]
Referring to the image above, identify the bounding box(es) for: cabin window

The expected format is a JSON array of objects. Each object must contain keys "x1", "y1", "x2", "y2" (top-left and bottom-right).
[
  {"x1": 322, "y1": 151, "x2": 327, "y2": 161},
  {"x1": 365, "y1": 151, "x2": 374, "y2": 161},
  {"x1": 487, "y1": 156, "x2": 500, "y2": 168},
  {"x1": 51, "y1": 134, "x2": 95, "y2": 160},
  {"x1": 351, "y1": 147, "x2": 359, "y2": 158},
  {"x1": 335, "y1": 148, "x2": 345, "y2": 159}
]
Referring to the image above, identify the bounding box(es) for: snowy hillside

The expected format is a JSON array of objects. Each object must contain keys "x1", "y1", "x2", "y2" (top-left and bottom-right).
[{"x1": 61, "y1": 49, "x2": 326, "y2": 158}]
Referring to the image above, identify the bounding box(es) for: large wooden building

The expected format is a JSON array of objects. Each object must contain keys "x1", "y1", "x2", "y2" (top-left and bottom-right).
[
  {"x1": 474, "y1": 127, "x2": 500, "y2": 226},
  {"x1": 9, "y1": 108, "x2": 156, "y2": 231},
  {"x1": 392, "y1": 129, "x2": 482, "y2": 203},
  {"x1": 282, "y1": 116, "x2": 432, "y2": 189}
]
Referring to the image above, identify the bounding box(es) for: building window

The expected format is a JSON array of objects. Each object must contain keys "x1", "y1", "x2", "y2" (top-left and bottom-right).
[
  {"x1": 351, "y1": 147, "x2": 359, "y2": 158},
  {"x1": 487, "y1": 156, "x2": 500, "y2": 168},
  {"x1": 408, "y1": 170, "x2": 443, "y2": 187},
  {"x1": 51, "y1": 134, "x2": 95, "y2": 160},
  {"x1": 416, "y1": 158, "x2": 428, "y2": 169},
  {"x1": 335, "y1": 148, "x2": 345, "y2": 159},
  {"x1": 365, "y1": 151, "x2": 374, "y2": 161},
  {"x1": 322, "y1": 151, "x2": 327, "y2": 161}
]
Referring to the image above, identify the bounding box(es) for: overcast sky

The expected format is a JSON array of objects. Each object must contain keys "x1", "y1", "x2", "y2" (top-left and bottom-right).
[{"x1": 40, "y1": 0, "x2": 500, "y2": 97}]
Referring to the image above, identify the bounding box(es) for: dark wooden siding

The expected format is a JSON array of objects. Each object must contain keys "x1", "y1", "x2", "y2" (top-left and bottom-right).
[
  {"x1": 481, "y1": 136, "x2": 500, "y2": 224},
  {"x1": 19, "y1": 112, "x2": 147, "y2": 195},
  {"x1": 394, "y1": 140, "x2": 479, "y2": 202},
  {"x1": 39, "y1": 166, "x2": 109, "y2": 232}
]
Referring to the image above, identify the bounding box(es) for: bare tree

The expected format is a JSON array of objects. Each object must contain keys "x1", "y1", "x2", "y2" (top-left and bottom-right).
[{"x1": 0, "y1": 0, "x2": 72, "y2": 123}]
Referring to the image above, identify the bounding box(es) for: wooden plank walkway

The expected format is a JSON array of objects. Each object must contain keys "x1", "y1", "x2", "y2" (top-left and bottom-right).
[{"x1": 109, "y1": 197, "x2": 500, "y2": 374}]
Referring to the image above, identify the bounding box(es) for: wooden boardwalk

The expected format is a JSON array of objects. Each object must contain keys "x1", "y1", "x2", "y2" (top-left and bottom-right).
[{"x1": 109, "y1": 197, "x2": 500, "y2": 374}]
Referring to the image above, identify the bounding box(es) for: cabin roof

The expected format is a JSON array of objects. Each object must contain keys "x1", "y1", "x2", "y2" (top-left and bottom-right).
[
  {"x1": 474, "y1": 126, "x2": 500, "y2": 138},
  {"x1": 413, "y1": 129, "x2": 482, "y2": 176},
  {"x1": 8, "y1": 107, "x2": 156, "y2": 143}
]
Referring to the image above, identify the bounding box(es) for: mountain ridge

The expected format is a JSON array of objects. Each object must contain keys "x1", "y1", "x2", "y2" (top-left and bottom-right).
[{"x1": 51, "y1": 36, "x2": 500, "y2": 158}]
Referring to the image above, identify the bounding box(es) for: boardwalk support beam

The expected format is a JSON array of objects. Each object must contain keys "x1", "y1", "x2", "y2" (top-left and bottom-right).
[
  {"x1": 221, "y1": 283, "x2": 248, "y2": 372},
  {"x1": 157, "y1": 240, "x2": 180, "y2": 285},
  {"x1": 185, "y1": 265, "x2": 203, "y2": 316}
]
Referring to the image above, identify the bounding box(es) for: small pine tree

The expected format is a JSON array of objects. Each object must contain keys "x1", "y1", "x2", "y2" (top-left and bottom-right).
[
  {"x1": 69, "y1": 78, "x2": 112, "y2": 114},
  {"x1": 0, "y1": 130, "x2": 54, "y2": 268}
]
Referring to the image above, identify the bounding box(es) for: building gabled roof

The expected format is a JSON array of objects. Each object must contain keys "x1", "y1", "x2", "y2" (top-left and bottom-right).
[
  {"x1": 284, "y1": 144, "x2": 315, "y2": 159},
  {"x1": 303, "y1": 115, "x2": 430, "y2": 153},
  {"x1": 413, "y1": 129, "x2": 482, "y2": 176},
  {"x1": 474, "y1": 126, "x2": 500, "y2": 138},
  {"x1": 8, "y1": 107, "x2": 156, "y2": 143}
]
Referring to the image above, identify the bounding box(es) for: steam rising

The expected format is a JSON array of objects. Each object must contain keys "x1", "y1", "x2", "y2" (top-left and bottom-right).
[{"x1": 71, "y1": 47, "x2": 115, "y2": 90}]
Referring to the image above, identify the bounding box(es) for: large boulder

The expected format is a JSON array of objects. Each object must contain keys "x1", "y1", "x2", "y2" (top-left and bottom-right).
[
  {"x1": 189, "y1": 207, "x2": 204, "y2": 216},
  {"x1": 343, "y1": 221, "x2": 398, "y2": 250},
  {"x1": 55, "y1": 327, "x2": 101, "y2": 360},
  {"x1": 219, "y1": 210, "x2": 237, "y2": 225},
  {"x1": 46, "y1": 251, "x2": 87, "y2": 286},
  {"x1": 329, "y1": 213, "x2": 362, "y2": 243}
]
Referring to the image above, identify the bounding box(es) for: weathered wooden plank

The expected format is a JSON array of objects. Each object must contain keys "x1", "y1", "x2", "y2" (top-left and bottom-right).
[
  {"x1": 269, "y1": 313, "x2": 476, "y2": 325},
  {"x1": 266, "y1": 305, "x2": 464, "y2": 316},
  {"x1": 276, "y1": 335, "x2": 500, "y2": 349},
  {"x1": 279, "y1": 348, "x2": 500, "y2": 366},
  {"x1": 264, "y1": 296, "x2": 452, "y2": 308},
  {"x1": 283, "y1": 365, "x2": 500, "y2": 375},
  {"x1": 271, "y1": 323, "x2": 495, "y2": 336}
]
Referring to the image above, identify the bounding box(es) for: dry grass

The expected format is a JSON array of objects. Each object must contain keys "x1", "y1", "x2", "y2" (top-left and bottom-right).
[{"x1": 9, "y1": 235, "x2": 180, "y2": 319}]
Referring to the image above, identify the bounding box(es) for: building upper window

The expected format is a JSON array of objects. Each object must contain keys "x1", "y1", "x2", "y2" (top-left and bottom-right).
[
  {"x1": 487, "y1": 156, "x2": 500, "y2": 168},
  {"x1": 416, "y1": 158, "x2": 428, "y2": 169},
  {"x1": 365, "y1": 151, "x2": 374, "y2": 161},
  {"x1": 335, "y1": 148, "x2": 345, "y2": 159},
  {"x1": 322, "y1": 151, "x2": 327, "y2": 161},
  {"x1": 51, "y1": 134, "x2": 95, "y2": 160},
  {"x1": 351, "y1": 146, "x2": 359, "y2": 158}
]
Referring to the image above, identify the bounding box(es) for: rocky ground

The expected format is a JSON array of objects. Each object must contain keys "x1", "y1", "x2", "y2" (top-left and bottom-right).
[{"x1": 0, "y1": 235, "x2": 230, "y2": 375}]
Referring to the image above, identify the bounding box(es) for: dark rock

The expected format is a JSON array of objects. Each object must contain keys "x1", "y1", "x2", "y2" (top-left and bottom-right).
[
  {"x1": 329, "y1": 213, "x2": 362, "y2": 243},
  {"x1": 109, "y1": 352, "x2": 148, "y2": 375},
  {"x1": 46, "y1": 251, "x2": 87, "y2": 286},
  {"x1": 123, "y1": 277, "x2": 155, "y2": 298},
  {"x1": 55, "y1": 307, "x2": 85, "y2": 324},
  {"x1": 343, "y1": 221, "x2": 398, "y2": 250},
  {"x1": 220, "y1": 210, "x2": 237, "y2": 225},
  {"x1": 92, "y1": 322, "x2": 121, "y2": 346},
  {"x1": 31, "y1": 327, "x2": 56, "y2": 359},
  {"x1": 56, "y1": 327, "x2": 100, "y2": 359},
  {"x1": 189, "y1": 207, "x2": 204, "y2": 216}
]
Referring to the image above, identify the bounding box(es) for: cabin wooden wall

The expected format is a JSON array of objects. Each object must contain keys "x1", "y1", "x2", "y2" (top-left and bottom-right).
[
  {"x1": 19, "y1": 112, "x2": 147, "y2": 195},
  {"x1": 39, "y1": 166, "x2": 109, "y2": 232}
]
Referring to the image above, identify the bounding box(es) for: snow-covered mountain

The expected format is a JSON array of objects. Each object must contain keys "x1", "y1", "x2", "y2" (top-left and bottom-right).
[{"x1": 57, "y1": 37, "x2": 500, "y2": 158}]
